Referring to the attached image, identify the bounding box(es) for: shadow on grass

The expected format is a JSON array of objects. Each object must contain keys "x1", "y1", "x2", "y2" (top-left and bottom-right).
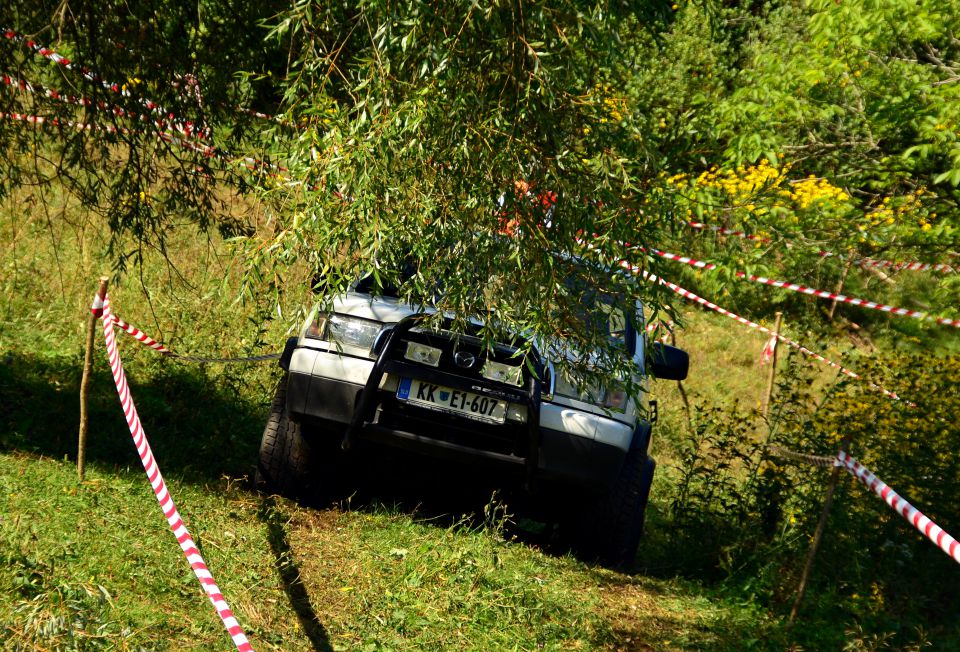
[
  {"x1": 0, "y1": 349, "x2": 566, "y2": 549},
  {"x1": 0, "y1": 351, "x2": 272, "y2": 485},
  {"x1": 258, "y1": 496, "x2": 333, "y2": 652},
  {"x1": 299, "y1": 445, "x2": 593, "y2": 561}
]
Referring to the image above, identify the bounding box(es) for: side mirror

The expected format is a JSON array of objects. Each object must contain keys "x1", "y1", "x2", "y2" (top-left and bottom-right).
[{"x1": 650, "y1": 342, "x2": 689, "y2": 381}]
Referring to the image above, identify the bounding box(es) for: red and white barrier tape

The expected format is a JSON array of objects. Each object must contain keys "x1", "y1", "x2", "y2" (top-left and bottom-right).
[
  {"x1": 644, "y1": 319, "x2": 674, "y2": 343},
  {"x1": 1, "y1": 66, "x2": 284, "y2": 173},
  {"x1": 99, "y1": 35, "x2": 282, "y2": 126},
  {"x1": 578, "y1": 240, "x2": 911, "y2": 403},
  {"x1": 97, "y1": 294, "x2": 254, "y2": 651},
  {"x1": 686, "y1": 220, "x2": 766, "y2": 243},
  {"x1": 3, "y1": 27, "x2": 204, "y2": 139},
  {"x1": 111, "y1": 315, "x2": 173, "y2": 355},
  {"x1": 646, "y1": 246, "x2": 960, "y2": 329},
  {"x1": 836, "y1": 451, "x2": 960, "y2": 565},
  {"x1": 652, "y1": 271, "x2": 911, "y2": 403},
  {"x1": 110, "y1": 313, "x2": 281, "y2": 363},
  {"x1": 648, "y1": 247, "x2": 717, "y2": 270},
  {"x1": 4, "y1": 26, "x2": 284, "y2": 131},
  {"x1": 855, "y1": 257, "x2": 956, "y2": 274},
  {"x1": 2, "y1": 71, "x2": 210, "y2": 143},
  {"x1": 685, "y1": 220, "x2": 956, "y2": 274},
  {"x1": 759, "y1": 333, "x2": 777, "y2": 365},
  {"x1": 0, "y1": 109, "x2": 219, "y2": 163},
  {"x1": 0, "y1": 107, "x2": 283, "y2": 175},
  {"x1": 0, "y1": 110, "x2": 132, "y2": 135}
]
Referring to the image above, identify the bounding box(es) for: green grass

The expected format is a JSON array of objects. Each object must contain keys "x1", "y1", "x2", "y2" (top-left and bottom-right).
[
  {"x1": 1, "y1": 448, "x2": 787, "y2": 651},
  {"x1": 1, "y1": 453, "x2": 300, "y2": 650}
]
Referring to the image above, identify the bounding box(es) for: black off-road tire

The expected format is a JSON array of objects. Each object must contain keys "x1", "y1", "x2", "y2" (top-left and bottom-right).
[
  {"x1": 255, "y1": 376, "x2": 315, "y2": 499},
  {"x1": 566, "y1": 448, "x2": 656, "y2": 568}
]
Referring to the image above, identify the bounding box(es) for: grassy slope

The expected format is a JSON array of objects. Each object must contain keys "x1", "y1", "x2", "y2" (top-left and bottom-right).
[
  {"x1": 0, "y1": 450, "x2": 779, "y2": 651},
  {"x1": 0, "y1": 182, "x2": 917, "y2": 650}
]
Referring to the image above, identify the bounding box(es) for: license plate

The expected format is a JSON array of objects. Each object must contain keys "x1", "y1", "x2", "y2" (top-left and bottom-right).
[{"x1": 397, "y1": 378, "x2": 507, "y2": 424}]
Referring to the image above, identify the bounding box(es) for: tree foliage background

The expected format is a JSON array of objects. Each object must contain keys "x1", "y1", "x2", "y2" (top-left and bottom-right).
[{"x1": 3, "y1": 0, "x2": 959, "y2": 346}]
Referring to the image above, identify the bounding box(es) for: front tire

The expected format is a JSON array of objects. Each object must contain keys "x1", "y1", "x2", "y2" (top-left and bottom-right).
[
  {"x1": 255, "y1": 376, "x2": 316, "y2": 499},
  {"x1": 567, "y1": 449, "x2": 656, "y2": 568}
]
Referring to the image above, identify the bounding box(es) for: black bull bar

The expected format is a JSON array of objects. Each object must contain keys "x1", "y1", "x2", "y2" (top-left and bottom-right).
[{"x1": 340, "y1": 314, "x2": 546, "y2": 485}]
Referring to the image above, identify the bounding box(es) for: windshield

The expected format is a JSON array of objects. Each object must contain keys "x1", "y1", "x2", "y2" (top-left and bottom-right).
[
  {"x1": 352, "y1": 259, "x2": 634, "y2": 351},
  {"x1": 563, "y1": 277, "x2": 632, "y2": 350},
  {"x1": 353, "y1": 259, "x2": 420, "y2": 298}
]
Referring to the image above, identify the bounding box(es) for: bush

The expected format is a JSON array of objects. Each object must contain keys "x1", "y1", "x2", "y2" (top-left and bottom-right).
[{"x1": 650, "y1": 351, "x2": 960, "y2": 649}]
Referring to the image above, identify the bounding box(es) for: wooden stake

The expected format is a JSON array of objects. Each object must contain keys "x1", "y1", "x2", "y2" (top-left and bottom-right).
[
  {"x1": 828, "y1": 259, "x2": 853, "y2": 321},
  {"x1": 78, "y1": 277, "x2": 109, "y2": 482},
  {"x1": 788, "y1": 435, "x2": 852, "y2": 625},
  {"x1": 762, "y1": 312, "x2": 783, "y2": 419},
  {"x1": 670, "y1": 330, "x2": 694, "y2": 433}
]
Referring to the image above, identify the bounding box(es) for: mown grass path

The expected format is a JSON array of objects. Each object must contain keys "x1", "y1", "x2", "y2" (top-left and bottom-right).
[{"x1": 1, "y1": 449, "x2": 779, "y2": 651}]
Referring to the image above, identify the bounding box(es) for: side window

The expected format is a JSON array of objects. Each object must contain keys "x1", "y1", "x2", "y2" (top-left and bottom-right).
[{"x1": 601, "y1": 302, "x2": 627, "y2": 339}]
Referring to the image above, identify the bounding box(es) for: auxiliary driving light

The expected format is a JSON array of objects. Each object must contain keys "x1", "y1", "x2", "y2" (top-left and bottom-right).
[
  {"x1": 481, "y1": 359, "x2": 523, "y2": 386},
  {"x1": 404, "y1": 341, "x2": 442, "y2": 367}
]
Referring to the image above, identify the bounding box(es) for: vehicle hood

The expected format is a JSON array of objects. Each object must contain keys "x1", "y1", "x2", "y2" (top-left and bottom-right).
[{"x1": 332, "y1": 292, "x2": 424, "y2": 323}]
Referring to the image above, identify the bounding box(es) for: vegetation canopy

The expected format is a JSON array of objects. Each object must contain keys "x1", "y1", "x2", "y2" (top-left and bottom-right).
[
  {"x1": 4, "y1": 0, "x2": 960, "y2": 354},
  {"x1": 1, "y1": 1, "x2": 681, "y2": 377}
]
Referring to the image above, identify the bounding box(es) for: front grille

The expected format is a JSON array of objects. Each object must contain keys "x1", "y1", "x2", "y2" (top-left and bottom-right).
[
  {"x1": 376, "y1": 328, "x2": 533, "y2": 456},
  {"x1": 391, "y1": 329, "x2": 528, "y2": 385},
  {"x1": 345, "y1": 314, "x2": 540, "y2": 464}
]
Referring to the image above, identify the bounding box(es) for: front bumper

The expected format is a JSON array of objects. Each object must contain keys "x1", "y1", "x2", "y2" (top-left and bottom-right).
[{"x1": 287, "y1": 343, "x2": 633, "y2": 489}]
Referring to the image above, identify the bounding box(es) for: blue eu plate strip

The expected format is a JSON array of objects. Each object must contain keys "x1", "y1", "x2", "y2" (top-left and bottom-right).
[{"x1": 397, "y1": 377, "x2": 412, "y2": 400}]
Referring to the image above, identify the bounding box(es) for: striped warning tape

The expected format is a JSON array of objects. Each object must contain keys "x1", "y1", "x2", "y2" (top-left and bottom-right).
[
  {"x1": 578, "y1": 239, "x2": 911, "y2": 403},
  {"x1": 685, "y1": 220, "x2": 956, "y2": 274},
  {"x1": 0, "y1": 105, "x2": 284, "y2": 176},
  {"x1": 651, "y1": 272, "x2": 913, "y2": 404},
  {"x1": 0, "y1": 109, "x2": 227, "y2": 168},
  {"x1": 686, "y1": 220, "x2": 768, "y2": 244},
  {"x1": 644, "y1": 319, "x2": 674, "y2": 343},
  {"x1": 766, "y1": 446, "x2": 959, "y2": 566},
  {"x1": 768, "y1": 445, "x2": 837, "y2": 468},
  {"x1": 836, "y1": 451, "x2": 960, "y2": 566},
  {"x1": 0, "y1": 110, "x2": 131, "y2": 134},
  {"x1": 2, "y1": 27, "x2": 201, "y2": 138},
  {"x1": 2, "y1": 71, "x2": 208, "y2": 142},
  {"x1": 644, "y1": 246, "x2": 960, "y2": 329},
  {"x1": 1, "y1": 66, "x2": 284, "y2": 172},
  {"x1": 97, "y1": 34, "x2": 281, "y2": 125},
  {"x1": 97, "y1": 294, "x2": 254, "y2": 651},
  {"x1": 110, "y1": 314, "x2": 280, "y2": 363},
  {"x1": 3, "y1": 26, "x2": 283, "y2": 131}
]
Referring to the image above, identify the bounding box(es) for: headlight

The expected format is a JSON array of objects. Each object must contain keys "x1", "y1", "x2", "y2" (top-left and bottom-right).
[
  {"x1": 554, "y1": 370, "x2": 604, "y2": 404},
  {"x1": 304, "y1": 313, "x2": 385, "y2": 357},
  {"x1": 602, "y1": 387, "x2": 628, "y2": 411},
  {"x1": 553, "y1": 370, "x2": 627, "y2": 411}
]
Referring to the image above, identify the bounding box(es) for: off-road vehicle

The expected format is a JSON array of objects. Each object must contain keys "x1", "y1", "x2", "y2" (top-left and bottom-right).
[{"x1": 257, "y1": 274, "x2": 688, "y2": 565}]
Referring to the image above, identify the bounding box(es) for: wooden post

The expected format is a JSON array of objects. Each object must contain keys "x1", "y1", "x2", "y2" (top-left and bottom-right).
[
  {"x1": 670, "y1": 330, "x2": 694, "y2": 433},
  {"x1": 828, "y1": 259, "x2": 853, "y2": 321},
  {"x1": 788, "y1": 435, "x2": 852, "y2": 625},
  {"x1": 762, "y1": 312, "x2": 783, "y2": 419},
  {"x1": 78, "y1": 277, "x2": 109, "y2": 482}
]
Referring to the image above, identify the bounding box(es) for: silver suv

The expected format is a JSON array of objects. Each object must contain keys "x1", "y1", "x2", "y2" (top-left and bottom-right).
[{"x1": 257, "y1": 275, "x2": 688, "y2": 565}]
